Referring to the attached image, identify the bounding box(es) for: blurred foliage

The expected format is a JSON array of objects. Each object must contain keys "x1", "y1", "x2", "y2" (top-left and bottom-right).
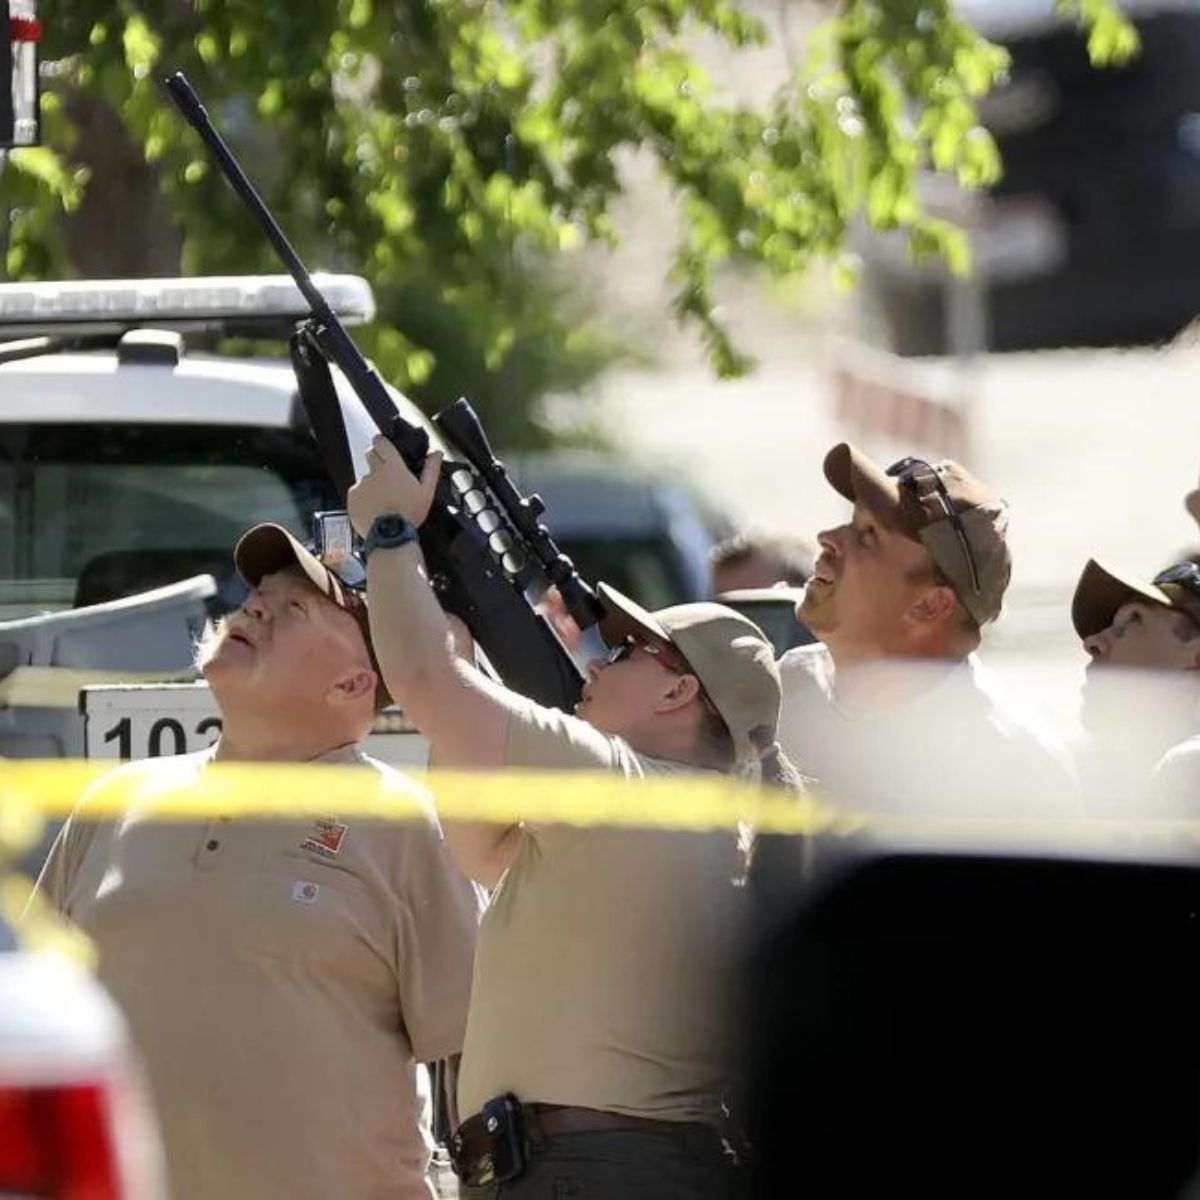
[
  {"x1": 4, "y1": 0, "x2": 1135, "y2": 441},
  {"x1": 1058, "y1": 0, "x2": 1141, "y2": 65}
]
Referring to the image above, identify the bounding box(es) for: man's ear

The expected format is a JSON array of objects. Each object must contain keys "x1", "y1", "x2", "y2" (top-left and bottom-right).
[
  {"x1": 908, "y1": 585, "x2": 958, "y2": 627},
  {"x1": 654, "y1": 672, "x2": 701, "y2": 715},
  {"x1": 328, "y1": 667, "x2": 377, "y2": 707}
]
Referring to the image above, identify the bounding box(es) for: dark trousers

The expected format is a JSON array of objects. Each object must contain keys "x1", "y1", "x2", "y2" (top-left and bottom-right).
[{"x1": 461, "y1": 1122, "x2": 746, "y2": 1200}]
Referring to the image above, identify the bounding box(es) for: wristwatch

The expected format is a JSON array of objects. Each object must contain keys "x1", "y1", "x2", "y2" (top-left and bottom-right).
[{"x1": 362, "y1": 513, "x2": 420, "y2": 561}]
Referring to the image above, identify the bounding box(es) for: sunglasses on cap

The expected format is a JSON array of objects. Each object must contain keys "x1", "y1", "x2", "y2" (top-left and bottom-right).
[
  {"x1": 1154, "y1": 561, "x2": 1200, "y2": 601},
  {"x1": 885, "y1": 456, "x2": 982, "y2": 596}
]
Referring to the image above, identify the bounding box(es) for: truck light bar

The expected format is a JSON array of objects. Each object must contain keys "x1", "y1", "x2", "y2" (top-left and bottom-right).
[{"x1": 0, "y1": 274, "x2": 377, "y2": 329}]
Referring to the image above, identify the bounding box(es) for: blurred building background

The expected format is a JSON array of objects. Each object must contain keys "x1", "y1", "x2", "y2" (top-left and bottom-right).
[{"x1": 556, "y1": 0, "x2": 1200, "y2": 734}]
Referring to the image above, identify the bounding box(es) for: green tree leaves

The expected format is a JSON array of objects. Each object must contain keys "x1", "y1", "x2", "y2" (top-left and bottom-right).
[{"x1": 6, "y1": 0, "x2": 1135, "y2": 436}]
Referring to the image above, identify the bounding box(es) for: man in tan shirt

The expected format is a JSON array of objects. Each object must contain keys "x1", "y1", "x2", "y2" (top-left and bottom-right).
[
  {"x1": 347, "y1": 438, "x2": 796, "y2": 1198},
  {"x1": 35, "y1": 523, "x2": 481, "y2": 1200}
]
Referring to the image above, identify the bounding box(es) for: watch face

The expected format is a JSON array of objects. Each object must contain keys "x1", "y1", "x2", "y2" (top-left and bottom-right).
[{"x1": 378, "y1": 516, "x2": 406, "y2": 538}]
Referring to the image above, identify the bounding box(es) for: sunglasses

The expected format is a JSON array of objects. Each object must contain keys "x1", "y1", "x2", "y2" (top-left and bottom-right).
[
  {"x1": 1154, "y1": 561, "x2": 1200, "y2": 600},
  {"x1": 885, "y1": 456, "x2": 982, "y2": 596},
  {"x1": 604, "y1": 636, "x2": 637, "y2": 666},
  {"x1": 602, "y1": 636, "x2": 725, "y2": 723},
  {"x1": 604, "y1": 636, "x2": 687, "y2": 670}
]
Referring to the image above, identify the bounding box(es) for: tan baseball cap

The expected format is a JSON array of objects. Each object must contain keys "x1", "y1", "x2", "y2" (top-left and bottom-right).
[
  {"x1": 234, "y1": 523, "x2": 391, "y2": 709},
  {"x1": 1072, "y1": 558, "x2": 1200, "y2": 640},
  {"x1": 596, "y1": 582, "x2": 781, "y2": 765},
  {"x1": 823, "y1": 443, "x2": 1012, "y2": 626}
]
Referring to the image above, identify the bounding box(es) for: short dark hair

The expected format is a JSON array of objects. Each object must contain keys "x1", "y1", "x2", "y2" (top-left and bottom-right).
[
  {"x1": 1171, "y1": 613, "x2": 1200, "y2": 643},
  {"x1": 711, "y1": 531, "x2": 814, "y2": 586},
  {"x1": 697, "y1": 699, "x2": 736, "y2": 768},
  {"x1": 909, "y1": 558, "x2": 980, "y2": 636}
]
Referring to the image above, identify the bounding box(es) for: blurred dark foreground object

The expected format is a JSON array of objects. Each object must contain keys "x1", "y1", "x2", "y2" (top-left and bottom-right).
[{"x1": 746, "y1": 848, "x2": 1200, "y2": 1199}]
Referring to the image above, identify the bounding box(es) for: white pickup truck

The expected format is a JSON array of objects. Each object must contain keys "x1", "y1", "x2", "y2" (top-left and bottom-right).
[
  {"x1": 0, "y1": 273, "x2": 737, "y2": 773},
  {"x1": 0, "y1": 274, "x2": 435, "y2": 767}
]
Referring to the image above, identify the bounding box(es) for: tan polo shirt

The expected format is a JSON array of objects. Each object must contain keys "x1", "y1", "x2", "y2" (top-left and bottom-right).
[
  {"x1": 38, "y1": 744, "x2": 481, "y2": 1200},
  {"x1": 457, "y1": 703, "x2": 746, "y2": 1126}
]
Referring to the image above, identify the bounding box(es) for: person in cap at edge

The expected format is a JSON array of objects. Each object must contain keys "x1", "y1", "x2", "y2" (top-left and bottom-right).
[
  {"x1": 778, "y1": 443, "x2": 1078, "y2": 820},
  {"x1": 347, "y1": 436, "x2": 799, "y2": 1200},
  {"x1": 31, "y1": 523, "x2": 482, "y2": 1200},
  {"x1": 1072, "y1": 557, "x2": 1200, "y2": 816}
]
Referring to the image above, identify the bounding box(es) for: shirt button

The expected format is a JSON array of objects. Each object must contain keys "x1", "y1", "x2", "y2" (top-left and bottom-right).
[{"x1": 206, "y1": 839, "x2": 220, "y2": 851}]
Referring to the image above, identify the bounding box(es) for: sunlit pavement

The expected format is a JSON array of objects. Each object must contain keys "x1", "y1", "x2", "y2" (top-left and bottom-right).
[{"x1": 596, "y1": 344, "x2": 1200, "y2": 735}]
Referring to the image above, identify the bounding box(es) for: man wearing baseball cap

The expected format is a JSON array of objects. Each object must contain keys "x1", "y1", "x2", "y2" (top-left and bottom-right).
[
  {"x1": 348, "y1": 436, "x2": 797, "y2": 1199},
  {"x1": 1072, "y1": 557, "x2": 1200, "y2": 813},
  {"x1": 778, "y1": 443, "x2": 1077, "y2": 818},
  {"x1": 35, "y1": 522, "x2": 481, "y2": 1200}
]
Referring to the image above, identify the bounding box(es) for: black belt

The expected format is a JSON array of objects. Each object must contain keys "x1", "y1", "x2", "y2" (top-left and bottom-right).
[{"x1": 449, "y1": 1097, "x2": 721, "y2": 1187}]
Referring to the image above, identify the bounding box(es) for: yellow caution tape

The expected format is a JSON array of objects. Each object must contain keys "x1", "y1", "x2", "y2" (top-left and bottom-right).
[
  {"x1": 8, "y1": 763, "x2": 1200, "y2": 973},
  {"x1": 0, "y1": 759, "x2": 851, "y2": 835},
  {"x1": 4, "y1": 761, "x2": 1200, "y2": 852}
]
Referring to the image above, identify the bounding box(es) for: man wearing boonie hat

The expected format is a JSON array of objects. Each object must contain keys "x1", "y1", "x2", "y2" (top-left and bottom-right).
[
  {"x1": 777, "y1": 442, "x2": 1077, "y2": 819},
  {"x1": 347, "y1": 435, "x2": 799, "y2": 1199},
  {"x1": 34, "y1": 522, "x2": 481, "y2": 1200},
  {"x1": 1072, "y1": 557, "x2": 1200, "y2": 814}
]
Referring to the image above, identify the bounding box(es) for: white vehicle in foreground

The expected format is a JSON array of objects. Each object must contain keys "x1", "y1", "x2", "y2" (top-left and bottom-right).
[{"x1": 0, "y1": 950, "x2": 166, "y2": 1197}]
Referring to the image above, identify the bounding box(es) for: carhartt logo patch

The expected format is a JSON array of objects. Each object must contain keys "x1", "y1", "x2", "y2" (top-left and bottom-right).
[
  {"x1": 292, "y1": 880, "x2": 320, "y2": 904},
  {"x1": 301, "y1": 818, "x2": 347, "y2": 859}
]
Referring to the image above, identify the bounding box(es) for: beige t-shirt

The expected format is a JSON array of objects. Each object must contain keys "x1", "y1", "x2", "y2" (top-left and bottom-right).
[
  {"x1": 778, "y1": 643, "x2": 1081, "y2": 819},
  {"x1": 457, "y1": 703, "x2": 746, "y2": 1125},
  {"x1": 37, "y1": 744, "x2": 481, "y2": 1200}
]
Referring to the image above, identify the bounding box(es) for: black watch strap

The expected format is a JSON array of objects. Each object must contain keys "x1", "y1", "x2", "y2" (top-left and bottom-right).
[{"x1": 362, "y1": 513, "x2": 420, "y2": 561}]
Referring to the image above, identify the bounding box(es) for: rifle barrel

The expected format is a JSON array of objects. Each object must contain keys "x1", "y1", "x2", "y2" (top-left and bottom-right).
[{"x1": 162, "y1": 73, "x2": 334, "y2": 326}]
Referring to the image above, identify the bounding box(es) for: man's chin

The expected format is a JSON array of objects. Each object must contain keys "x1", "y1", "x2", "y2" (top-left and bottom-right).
[
  {"x1": 578, "y1": 706, "x2": 620, "y2": 737},
  {"x1": 798, "y1": 593, "x2": 833, "y2": 637},
  {"x1": 198, "y1": 643, "x2": 250, "y2": 686},
  {"x1": 198, "y1": 658, "x2": 226, "y2": 690}
]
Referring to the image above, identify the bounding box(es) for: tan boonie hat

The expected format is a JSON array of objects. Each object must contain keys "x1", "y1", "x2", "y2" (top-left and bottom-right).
[
  {"x1": 823, "y1": 442, "x2": 1012, "y2": 626},
  {"x1": 596, "y1": 582, "x2": 781, "y2": 765},
  {"x1": 234, "y1": 522, "x2": 391, "y2": 709},
  {"x1": 1071, "y1": 558, "x2": 1200, "y2": 640}
]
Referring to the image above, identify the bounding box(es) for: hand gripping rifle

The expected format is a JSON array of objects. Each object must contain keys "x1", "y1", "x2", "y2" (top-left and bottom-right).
[{"x1": 163, "y1": 72, "x2": 605, "y2": 710}]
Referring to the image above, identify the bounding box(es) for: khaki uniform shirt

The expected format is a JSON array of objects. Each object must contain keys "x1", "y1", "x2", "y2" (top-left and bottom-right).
[
  {"x1": 38, "y1": 744, "x2": 481, "y2": 1200},
  {"x1": 457, "y1": 702, "x2": 746, "y2": 1126}
]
